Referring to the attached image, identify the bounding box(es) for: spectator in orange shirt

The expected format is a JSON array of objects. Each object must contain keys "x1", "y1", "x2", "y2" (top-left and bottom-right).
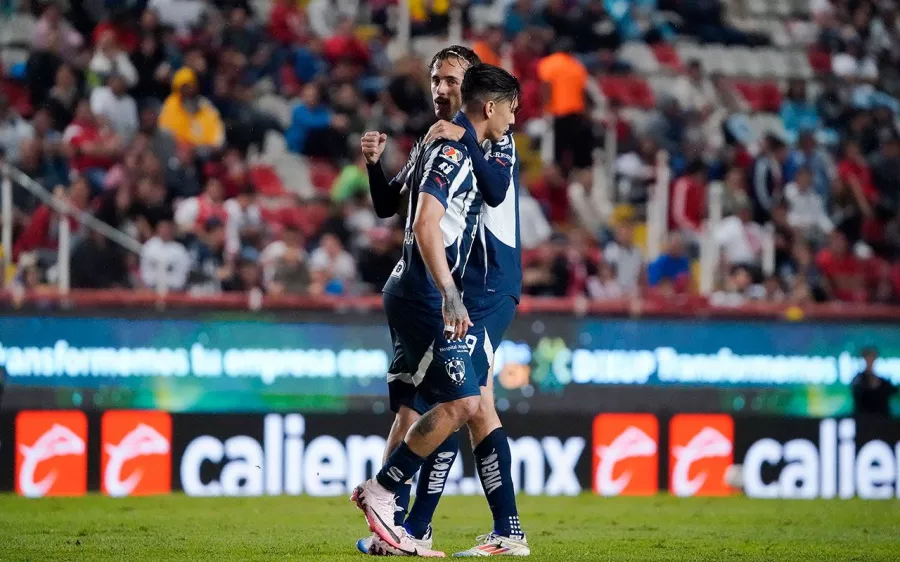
[
  {"x1": 537, "y1": 38, "x2": 592, "y2": 173},
  {"x1": 473, "y1": 26, "x2": 504, "y2": 68}
]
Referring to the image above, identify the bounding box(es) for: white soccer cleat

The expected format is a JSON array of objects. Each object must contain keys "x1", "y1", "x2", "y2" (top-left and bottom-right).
[
  {"x1": 351, "y1": 481, "x2": 445, "y2": 557},
  {"x1": 453, "y1": 533, "x2": 530, "y2": 557},
  {"x1": 356, "y1": 530, "x2": 439, "y2": 557}
]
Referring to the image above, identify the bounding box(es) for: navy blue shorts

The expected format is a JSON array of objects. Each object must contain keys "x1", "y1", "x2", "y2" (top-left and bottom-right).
[
  {"x1": 384, "y1": 293, "x2": 482, "y2": 412},
  {"x1": 389, "y1": 294, "x2": 517, "y2": 416}
]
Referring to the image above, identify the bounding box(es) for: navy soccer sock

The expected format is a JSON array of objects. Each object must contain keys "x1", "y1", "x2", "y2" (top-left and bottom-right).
[
  {"x1": 394, "y1": 481, "x2": 412, "y2": 526},
  {"x1": 473, "y1": 427, "x2": 524, "y2": 539},
  {"x1": 376, "y1": 441, "x2": 425, "y2": 493},
  {"x1": 405, "y1": 432, "x2": 460, "y2": 539}
]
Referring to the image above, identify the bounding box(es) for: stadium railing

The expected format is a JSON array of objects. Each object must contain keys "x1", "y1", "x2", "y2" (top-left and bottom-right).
[{"x1": 2, "y1": 288, "x2": 898, "y2": 321}]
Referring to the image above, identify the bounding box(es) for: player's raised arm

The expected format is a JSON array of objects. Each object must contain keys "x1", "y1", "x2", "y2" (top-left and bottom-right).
[
  {"x1": 362, "y1": 131, "x2": 420, "y2": 218},
  {"x1": 424, "y1": 120, "x2": 514, "y2": 208},
  {"x1": 412, "y1": 143, "x2": 473, "y2": 341}
]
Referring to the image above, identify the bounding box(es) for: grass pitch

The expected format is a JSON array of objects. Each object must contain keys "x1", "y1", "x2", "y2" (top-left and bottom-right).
[{"x1": 0, "y1": 494, "x2": 898, "y2": 561}]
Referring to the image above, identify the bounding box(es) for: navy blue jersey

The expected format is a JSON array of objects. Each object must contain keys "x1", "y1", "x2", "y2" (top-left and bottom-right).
[
  {"x1": 383, "y1": 138, "x2": 483, "y2": 309},
  {"x1": 456, "y1": 125, "x2": 522, "y2": 306}
]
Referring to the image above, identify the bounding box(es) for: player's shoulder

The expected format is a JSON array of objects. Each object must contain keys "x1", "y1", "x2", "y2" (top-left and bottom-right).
[{"x1": 425, "y1": 139, "x2": 471, "y2": 166}]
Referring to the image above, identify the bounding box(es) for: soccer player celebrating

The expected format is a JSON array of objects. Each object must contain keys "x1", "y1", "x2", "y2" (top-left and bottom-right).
[{"x1": 352, "y1": 64, "x2": 526, "y2": 557}]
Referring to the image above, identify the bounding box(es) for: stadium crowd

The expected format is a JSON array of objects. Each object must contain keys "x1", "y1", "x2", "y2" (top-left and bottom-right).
[{"x1": 2, "y1": 0, "x2": 900, "y2": 305}]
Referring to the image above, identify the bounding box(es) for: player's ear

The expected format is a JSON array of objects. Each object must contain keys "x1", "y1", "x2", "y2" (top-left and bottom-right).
[{"x1": 484, "y1": 100, "x2": 494, "y2": 120}]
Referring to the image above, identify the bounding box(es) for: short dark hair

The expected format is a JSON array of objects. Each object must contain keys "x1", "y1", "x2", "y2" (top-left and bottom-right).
[
  {"x1": 461, "y1": 64, "x2": 521, "y2": 109},
  {"x1": 429, "y1": 46, "x2": 480, "y2": 73}
]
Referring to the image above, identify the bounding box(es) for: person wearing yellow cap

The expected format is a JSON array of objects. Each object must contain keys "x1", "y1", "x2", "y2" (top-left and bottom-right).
[{"x1": 158, "y1": 67, "x2": 225, "y2": 156}]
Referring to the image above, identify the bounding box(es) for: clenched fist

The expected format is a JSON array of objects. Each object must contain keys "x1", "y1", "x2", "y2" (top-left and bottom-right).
[{"x1": 360, "y1": 131, "x2": 388, "y2": 165}]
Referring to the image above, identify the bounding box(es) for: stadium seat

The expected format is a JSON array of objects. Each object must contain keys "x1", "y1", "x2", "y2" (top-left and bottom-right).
[
  {"x1": 270, "y1": 153, "x2": 315, "y2": 200},
  {"x1": 619, "y1": 42, "x2": 659, "y2": 74},
  {"x1": 0, "y1": 14, "x2": 34, "y2": 48},
  {"x1": 249, "y1": 165, "x2": 287, "y2": 197},
  {"x1": 787, "y1": 50, "x2": 814, "y2": 79},
  {"x1": 308, "y1": 158, "x2": 339, "y2": 195},
  {"x1": 255, "y1": 94, "x2": 293, "y2": 130},
  {"x1": 599, "y1": 76, "x2": 655, "y2": 109},
  {"x1": 734, "y1": 81, "x2": 763, "y2": 111},
  {"x1": 807, "y1": 48, "x2": 832, "y2": 74},
  {"x1": 620, "y1": 108, "x2": 654, "y2": 133},
  {"x1": 651, "y1": 44, "x2": 682, "y2": 70},
  {"x1": 786, "y1": 20, "x2": 818, "y2": 46},
  {"x1": 749, "y1": 113, "x2": 787, "y2": 140},
  {"x1": 1, "y1": 80, "x2": 32, "y2": 117},
  {"x1": 758, "y1": 81, "x2": 783, "y2": 112}
]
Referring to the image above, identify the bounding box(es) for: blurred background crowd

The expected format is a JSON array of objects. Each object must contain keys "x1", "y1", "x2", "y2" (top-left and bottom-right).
[{"x1": 1, "y1": 0, "x2": 899, "y2": 305}]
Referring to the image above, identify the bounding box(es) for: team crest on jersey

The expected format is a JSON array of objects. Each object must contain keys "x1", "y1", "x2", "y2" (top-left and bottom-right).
[
  {"x1": 441, "y1": 145, "x2": 462, "y2": 164},
  {"x1": 445, "y1": 359, "x2": 466, "y2": 385}
]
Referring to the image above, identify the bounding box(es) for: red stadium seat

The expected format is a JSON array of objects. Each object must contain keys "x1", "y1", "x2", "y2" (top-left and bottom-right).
[
  {"x1": 734, "y1": 81, "x2": 763, "y2": 111},
  {"x1": 599, "y1": 76, "x2": 626, "y2": 105},
  {"x1": 625, "y1": 77, "x2": 655, "y2": 109},
  {"x1": 651, "y1": 44, "x2": 682, "y2": 70},
  {"x1": 758, "y1": 82, "x2": 783, "y2": 112},
  {"x1": 249, "y1": 165, "x2": 287, "y2": 197},
  {"x1": 1, "y1": 80, "x2": 32, "y2": 117},
  {"x1": 807, "y1": 49, "x2": 832, "y2": 74},
  {"x1": 601, "y1": 76, "x2": 655, "y2": 109},
  {"x1": 307, "y1": 158, "x2": 338, "y2": 195}
]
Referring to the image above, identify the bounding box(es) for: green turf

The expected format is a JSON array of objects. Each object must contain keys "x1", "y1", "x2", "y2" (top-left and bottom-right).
[{"x1": 0, "y1": 494, "x2": 898, "y2": 561}]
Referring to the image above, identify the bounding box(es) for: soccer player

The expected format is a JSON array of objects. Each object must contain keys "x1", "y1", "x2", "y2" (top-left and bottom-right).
[
  {"x1": 352, "y1": 64, "x2": 523, "y2": 557},
  {"x1": 361, "y1": 52, "x2": 528, "y2": 557},
  {"x1": 359, "y1": 46, "x2": 481, "y2": 553}
]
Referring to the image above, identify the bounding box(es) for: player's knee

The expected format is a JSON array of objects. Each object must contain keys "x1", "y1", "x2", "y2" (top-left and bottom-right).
[
  {"x1": 395, "y1": 406, "x2": 420, "y2": 432},
  {"x1": 474, "y1": 397, "x2": 500, "y2": 425},
  {"x1": 446, "y1": 395, "x2": 481, "y2": 425}
]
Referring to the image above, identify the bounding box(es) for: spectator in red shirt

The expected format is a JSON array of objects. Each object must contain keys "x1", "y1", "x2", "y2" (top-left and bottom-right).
[
  {"x1": 530, "y1": 163, "x2": 569, "y2": 224},
  {"x1": 838, "y1": 139, "x2": 877, "y2": 203},
  {"x1": 268, "y1": 0, "x2": 309, "y2": 46},
  {"x1": 13, "y1": 178, "x2": 91, "y2": 260},
  {"x1": 670, "y1": 160, "x2": 707, "y2": 242},
  {"x1": 61, "y1": 100, "x2": 124, "y2": 191},
  {"x1": 174, "y1": 178, "x2": 228, "y2": 237},
  {"x1": 816, "y1": 231, "x2": 869, "y2": 302},
  {"x1": 323, "y1": 16, "x2": 369, "y2": 68}
]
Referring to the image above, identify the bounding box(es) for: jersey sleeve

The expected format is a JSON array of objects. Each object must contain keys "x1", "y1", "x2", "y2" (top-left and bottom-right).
[
  {"x1": 460, "y1": 132, "x2": 515, "y2": 207},
  {"x1": 418, "y1": 142, "x2": 469, "y2": 209},
  {"x1": 390, "y1": 137, "x2": 423, "y2": 188}
]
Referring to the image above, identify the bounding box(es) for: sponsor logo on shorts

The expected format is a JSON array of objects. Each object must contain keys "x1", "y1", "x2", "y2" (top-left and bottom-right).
[
  {"x1": 16, "y1": 411, "x2": 87, "y2": 498},
  {"x1": 669, "y1": 414, "x2": 734, "y2": 497},
  {"x1": 445, "y1": 359, "x2": 466, "y2": 384},
  {"x1": 102, "y1": 411, "x2": 172, "y2": 497},
  {"x1": 592, "y1": 414, "x2": 658, "y2": 496}
]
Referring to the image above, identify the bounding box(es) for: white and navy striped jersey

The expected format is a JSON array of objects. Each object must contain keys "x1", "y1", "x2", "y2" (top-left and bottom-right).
[
  {"x1": 383, "y1": 137, "x2": 482, "y2": 309},
  {"x1": 460, "y1": 131, "x2": 522, "y2": 307}
]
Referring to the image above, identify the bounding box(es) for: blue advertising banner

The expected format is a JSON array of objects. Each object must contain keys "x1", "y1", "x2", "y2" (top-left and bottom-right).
[{"x1": 1, "y1": 314, "x2": 898, "y2": 415}]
